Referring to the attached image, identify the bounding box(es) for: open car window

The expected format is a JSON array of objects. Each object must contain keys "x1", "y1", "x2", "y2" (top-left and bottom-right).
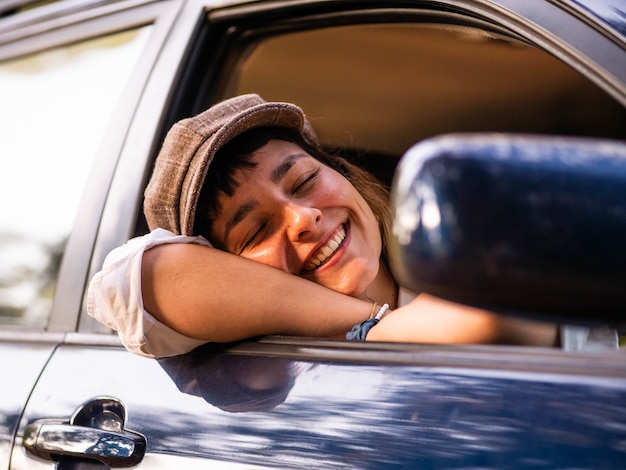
[
  {"x1": 126, "y1": 8, "x2": 625, "y2": 349},
  {"x1": 134, "y1": 12, "x2": 626, "y2": 236},
  {"x1": 229, "y1": 23, "x2": 626, "y2": 143},
  {"x1": 214, "y1": 22, "x2": 626, "y2": 185}
]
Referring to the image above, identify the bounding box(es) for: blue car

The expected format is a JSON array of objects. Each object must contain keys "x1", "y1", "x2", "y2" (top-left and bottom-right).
[{"x1": 1, "y1": 0, "x2": 624, "y2": 468}]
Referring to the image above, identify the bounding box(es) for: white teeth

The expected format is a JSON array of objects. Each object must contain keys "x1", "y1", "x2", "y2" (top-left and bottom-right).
[{"x1": 305, "y1": 226, "x2": 346, "y2": 271}]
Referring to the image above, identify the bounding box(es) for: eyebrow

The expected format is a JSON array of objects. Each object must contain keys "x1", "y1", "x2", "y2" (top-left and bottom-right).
[{"x1": 270, "y1": 153, "x2": 307, "y2": 184}]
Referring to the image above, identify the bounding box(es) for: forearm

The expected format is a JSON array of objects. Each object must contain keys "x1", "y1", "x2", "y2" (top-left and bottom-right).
[
  {"x1": 142, "y1": 243, "x2": 371, "y2": 342},
  {"x1": 366, "y1": 294, "x2": 558, "y2": 346}
]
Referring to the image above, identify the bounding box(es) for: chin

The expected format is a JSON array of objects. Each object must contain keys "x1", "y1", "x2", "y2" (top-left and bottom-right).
[
  {"x1": 312, "y1": 260, "x2": 379, "y2": 298},
  {"x1": 333, "y1": 275, "x2": 376, "y2": 299}
]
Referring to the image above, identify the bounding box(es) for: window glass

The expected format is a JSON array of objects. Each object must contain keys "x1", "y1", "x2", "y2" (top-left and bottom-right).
[{"x1": 0, "y1": 27, "x2": 151, "y2": 327}]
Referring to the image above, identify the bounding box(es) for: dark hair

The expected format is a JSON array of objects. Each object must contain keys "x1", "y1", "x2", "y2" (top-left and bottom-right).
[{"x1": 194, "y1": 127, "x2": 393, "y2": 271}]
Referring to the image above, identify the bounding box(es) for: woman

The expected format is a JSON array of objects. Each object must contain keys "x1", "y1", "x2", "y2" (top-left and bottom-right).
[{"x1": 88, "y1": 94, "x2": 610, "y2": 358}]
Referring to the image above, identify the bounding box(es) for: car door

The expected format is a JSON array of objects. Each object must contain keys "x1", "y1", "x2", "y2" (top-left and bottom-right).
[
  {"x1": 6, "y1": 0, "x2": 626, "y2": 468},
  {"x1": 11, "y1": 341, "x2": 626, "y2": 469}
]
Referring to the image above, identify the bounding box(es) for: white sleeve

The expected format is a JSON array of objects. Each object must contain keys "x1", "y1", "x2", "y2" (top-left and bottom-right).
[
  {"x1": 560, "y1": 324, "x2": 619, "y2": 351},
  {"x1": 87, "y1": 228, "x2": 211, "y2": 358}
]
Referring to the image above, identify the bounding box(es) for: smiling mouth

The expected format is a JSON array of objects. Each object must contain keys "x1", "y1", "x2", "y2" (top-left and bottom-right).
[{"x1": 303, "y1": 224, "x2": 347, "y2": 272}]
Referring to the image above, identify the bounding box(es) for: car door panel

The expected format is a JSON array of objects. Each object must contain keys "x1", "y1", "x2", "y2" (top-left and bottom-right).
[{"x1": 12, "y1": 343, "x2": 626, "y2": 468}]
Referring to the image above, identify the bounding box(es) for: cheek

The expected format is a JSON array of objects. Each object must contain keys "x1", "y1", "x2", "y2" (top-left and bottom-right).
[
  {"x1": 355, "y1": 193, "x2": 382, "y2": 246},
  {"x1": 321, "y1": 177, "x2": 358, "y2": 207},
  {"x1": 242, "y1": 247, "x2": 276, "y2": 265},
  {"x1": 240, "y1": 240, "x2": 291, "y2": 273},
  {"x1": 323, "y1": 177, "x2": 381, "y2": 248},
  {"x1": 362, "y1": 200, "x2": 383, "y2": 262}
]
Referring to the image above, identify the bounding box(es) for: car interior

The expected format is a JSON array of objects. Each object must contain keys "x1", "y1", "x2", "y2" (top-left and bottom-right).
[
  {"x1": 229, "y1": 24, "x2": 625, "y2": 151},
  {"x1": 143, "y1": 18, "x2": 626, "y2": 199}
]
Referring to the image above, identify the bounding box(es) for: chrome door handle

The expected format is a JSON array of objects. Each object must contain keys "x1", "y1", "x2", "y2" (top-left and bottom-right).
[{"x1": 23, "y1": 397, "x2": 146, "y2": 468}]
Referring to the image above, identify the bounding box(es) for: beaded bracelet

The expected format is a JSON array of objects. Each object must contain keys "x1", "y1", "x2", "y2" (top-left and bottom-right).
[{"x1": 346, "y1": 303, "x2": 391, "y2": 340}]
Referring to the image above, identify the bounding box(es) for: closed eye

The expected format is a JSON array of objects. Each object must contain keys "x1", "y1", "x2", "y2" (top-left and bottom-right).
[
  {"x1": 236, "y1": 221, "x2": 268, "y2": 254},
  {"x1": 292, "y1": 168, "x2": 320, "y2": 195}
]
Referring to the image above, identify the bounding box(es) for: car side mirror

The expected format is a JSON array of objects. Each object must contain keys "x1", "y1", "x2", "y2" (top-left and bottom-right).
[{"x1": 390, "y1": 134, "x2": 626, "y2": 326}]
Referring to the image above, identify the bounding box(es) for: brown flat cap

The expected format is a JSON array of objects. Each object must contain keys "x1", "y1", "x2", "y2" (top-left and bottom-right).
[{"x1": 144, "y1": 94, "x2": 316, "y2": 235}]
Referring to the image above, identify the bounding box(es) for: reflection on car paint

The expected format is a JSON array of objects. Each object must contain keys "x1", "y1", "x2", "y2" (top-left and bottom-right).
[
  {"x1": 159, "y1": 354, "x2": 296, "y2": 412},
  {"x1": 157, "y1": 348, "x2": 626, "y2": 469}
]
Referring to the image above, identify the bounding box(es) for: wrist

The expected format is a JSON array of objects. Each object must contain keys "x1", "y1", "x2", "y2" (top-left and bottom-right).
[{"x1": 346, "y1": 303, "x2": 391, "y2": 340}]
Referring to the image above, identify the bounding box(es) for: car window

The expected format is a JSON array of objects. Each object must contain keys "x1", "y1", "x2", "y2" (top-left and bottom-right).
[
  {"x1": 220, "y1": 22, "x2": 626, "y2": 183},
  {"x1": 0, "y1": 27, "x2": 150, "y2": 328}
]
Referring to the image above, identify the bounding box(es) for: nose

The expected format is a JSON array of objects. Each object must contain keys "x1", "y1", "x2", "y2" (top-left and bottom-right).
[{"x1": 283, "y1": 202, "x2": 322, "y2": 242}]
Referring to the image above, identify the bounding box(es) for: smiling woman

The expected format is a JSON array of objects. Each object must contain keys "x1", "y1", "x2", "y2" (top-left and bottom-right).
[
  {"x1": 87, "y1": 94, "x2": 616, "y2": 358},
  {"x1": 196, "y1": 130, "x2": 390, "y2": 301}
]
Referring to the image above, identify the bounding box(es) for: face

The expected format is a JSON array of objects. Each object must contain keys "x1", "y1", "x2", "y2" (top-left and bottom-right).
[{"x1": 210, "y1": 139, "x2": 382, "y2": 298}]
